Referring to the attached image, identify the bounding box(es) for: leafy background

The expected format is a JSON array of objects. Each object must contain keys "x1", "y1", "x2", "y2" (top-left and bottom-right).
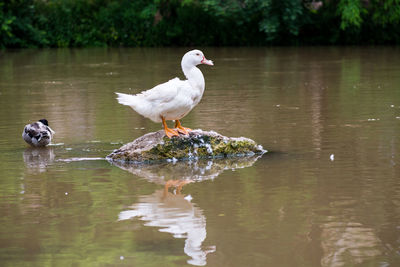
[{"x1": 1, "y1": 0, "x2": 400, "y2": 48}]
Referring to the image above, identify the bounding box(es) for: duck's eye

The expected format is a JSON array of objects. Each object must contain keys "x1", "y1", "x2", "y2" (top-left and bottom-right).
[{"x1": 196, "y1": 53, "x2": 200, "y2": 56}]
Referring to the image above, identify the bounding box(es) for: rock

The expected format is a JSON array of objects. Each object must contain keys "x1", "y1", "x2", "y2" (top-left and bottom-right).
[{"x1": 106, "y1": 129, "x2": 266, "y2": 163}]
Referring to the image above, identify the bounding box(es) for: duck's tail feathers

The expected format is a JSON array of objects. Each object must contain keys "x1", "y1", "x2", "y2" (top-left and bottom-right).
[{"x1": 115, "y1": 92, "x2": 138, "y2": 106}]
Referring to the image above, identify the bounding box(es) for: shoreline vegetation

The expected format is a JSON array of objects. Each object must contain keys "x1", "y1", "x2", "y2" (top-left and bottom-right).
[{"x1": 1, "y1": 0, "x2": 400, "y2": 48}]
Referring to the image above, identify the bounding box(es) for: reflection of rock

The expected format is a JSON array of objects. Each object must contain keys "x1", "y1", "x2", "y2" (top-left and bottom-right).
[
  {"x1": 23, "y1": 147, "x2": 55, "y2": 173},
  {"x1": 321, "y1": 220, "x2": 383, "y2": 267},
  {"x1": 118, "y1": 189, "x2": 216, "y2": 266},
  {"x1": 107, "y1": 129, "x2": 265, "y2": 162},
  {"x1": 110, "y1": 155, "x2": 262, "y2": 185}
]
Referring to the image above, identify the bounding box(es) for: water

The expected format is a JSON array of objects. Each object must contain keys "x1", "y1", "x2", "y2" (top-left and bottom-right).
[{"x1": 1, "y1": 47, "x2": 400, "y2": 266}]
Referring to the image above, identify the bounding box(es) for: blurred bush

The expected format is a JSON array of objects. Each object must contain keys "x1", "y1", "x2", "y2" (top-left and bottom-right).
[{"x1": 1, "y1": 0, "x2": 400, "y2": 48}]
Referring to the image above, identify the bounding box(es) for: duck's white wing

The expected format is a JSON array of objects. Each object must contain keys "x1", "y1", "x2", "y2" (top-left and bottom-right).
[
  {"x1": 138, "y1": 78, "x2": 188, "y2": 103},
  {"x1": 117, "y1": 78, "x2": 193, "y2": 122},
  {"x1": 144, "y1": 78, "x2": 195, "y2": 121}
]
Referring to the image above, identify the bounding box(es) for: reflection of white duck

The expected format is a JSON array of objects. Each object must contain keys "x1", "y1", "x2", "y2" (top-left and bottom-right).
[
  {"x1": 116, "y1": 49, "x2": 213, "y2": 138},
  {"x1": 118, "y1": 190, "x2": 216, "y2": 266},
  {"x1": 22, "y1": 119, "x2": 55, "y2": 147}
]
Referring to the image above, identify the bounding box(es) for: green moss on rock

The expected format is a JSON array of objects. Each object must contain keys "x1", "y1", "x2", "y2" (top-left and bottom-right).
[{"x1": 107, "y1": 129, "x2": 266, "y2": 163}]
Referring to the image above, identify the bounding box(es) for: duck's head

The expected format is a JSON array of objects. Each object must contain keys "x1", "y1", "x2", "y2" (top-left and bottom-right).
[
  {"x1": 38, "y1": 119, "x2": 49, "y2": 126},
  {"x1": 182, "y1": 50, "x2": 214, "y2": 69}
]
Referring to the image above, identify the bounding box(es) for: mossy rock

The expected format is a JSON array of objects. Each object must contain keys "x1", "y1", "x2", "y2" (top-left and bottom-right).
[{"x1": 107, "y1": 129, "x2": 266, "y2": 163}]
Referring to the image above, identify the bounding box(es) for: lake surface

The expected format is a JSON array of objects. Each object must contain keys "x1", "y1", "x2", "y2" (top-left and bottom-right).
[{"x1": 0, "y1": 47, "x2": 400, "y2": 266}]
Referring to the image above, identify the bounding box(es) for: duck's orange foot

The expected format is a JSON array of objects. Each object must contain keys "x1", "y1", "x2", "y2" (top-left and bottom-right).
[
  {"x1": 162, "y1": 116, "x2": 180, "y2": 138},
  {"x1": 174, "y1": 120, "x2": 192, "y2": 135},
  {"x1": 176, "y1": 126, "x2": 192, "y2": 135},
  {"x1": 164, "y1": 127, "x2": 179, "y2": 138}
]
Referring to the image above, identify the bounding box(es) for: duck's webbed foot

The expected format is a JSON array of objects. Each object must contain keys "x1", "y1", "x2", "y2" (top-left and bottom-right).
[
  {"x1": 174, "y1": 120, "x2": 192, "y2": 135},
  {"x1": 162, "y1": 117, "x2": 179, "y2": 138}
]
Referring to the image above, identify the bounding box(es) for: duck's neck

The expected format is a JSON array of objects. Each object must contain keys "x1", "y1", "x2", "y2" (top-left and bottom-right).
[{"x1": 182, "y1": 64, "x2": 205, "y2": 92}]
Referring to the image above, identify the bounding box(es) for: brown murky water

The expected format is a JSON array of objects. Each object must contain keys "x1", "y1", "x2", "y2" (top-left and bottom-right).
[{"x1": 0, "y1": 47, "x2": 400, "y2": 266}]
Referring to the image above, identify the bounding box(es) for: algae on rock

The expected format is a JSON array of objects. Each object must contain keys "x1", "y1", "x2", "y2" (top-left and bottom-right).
[{"x1": 107, "y1": 129, "x2": 266, "y2": 163}]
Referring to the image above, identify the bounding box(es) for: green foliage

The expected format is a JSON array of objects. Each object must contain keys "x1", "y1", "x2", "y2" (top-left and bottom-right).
[
  {"x1": 0, "y1": 0, "x2": 47, "y2": 48},
  {"x1": 337, "y1": 0, "x2": 364, "y2": 30},
  {"x1": 370, "y1": 0, "x2": 400, "y2": 26},
  {"x1": 1, "y1": 0, "x2": 400, "y2": 48},
  {"x1": 0, "y1": 3, "x2": 15, "y2": 39}
]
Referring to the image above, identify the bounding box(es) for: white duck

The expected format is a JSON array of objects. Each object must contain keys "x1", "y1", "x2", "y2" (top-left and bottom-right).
[
  {"x1": 116, "y1": 49, "x2": 213, "y2": 138},
  {"x1": 22, "y1": 119, "x2": 55, "y2": 147}
]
